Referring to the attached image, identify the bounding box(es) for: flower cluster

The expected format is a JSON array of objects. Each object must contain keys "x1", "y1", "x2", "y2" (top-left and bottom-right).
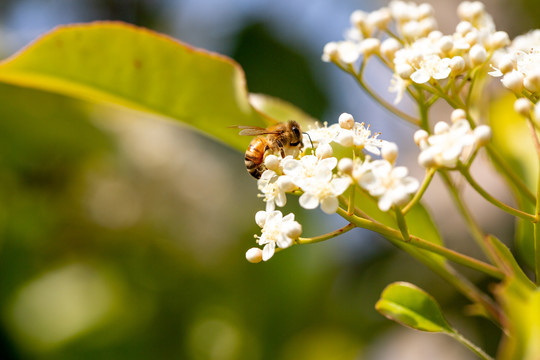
[
  {"x1": 489, "y1": 30, "x2": 540, "y2": 94},
  {"x1": 247, "y1": 113, "x2": 419, "y2": 262},
  {"x1": 414, "y1": 109, "x2": 492, "y2": 169},
  {"x1": 322, "y1": 1, "x2": 509, "y2": 103}
]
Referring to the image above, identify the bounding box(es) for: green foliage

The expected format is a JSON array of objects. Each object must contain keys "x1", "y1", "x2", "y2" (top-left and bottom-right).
[
  {"x1": 375, "y1": 281, "x2": 452, "y2": 333},
  {"x1": 495, "y1": 277, "x2": 540, "y2": 360},
  {"x1": 0, "y1": 22, "x2": 271, "y2": 152},
  {"x1": 490, "y1": 94, "x2": 537, "y2": 268}
]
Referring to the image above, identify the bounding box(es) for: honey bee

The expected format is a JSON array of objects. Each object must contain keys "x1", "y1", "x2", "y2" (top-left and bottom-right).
[{"x1": 232, "y1": 120, "x2": 304, "y2": 179}]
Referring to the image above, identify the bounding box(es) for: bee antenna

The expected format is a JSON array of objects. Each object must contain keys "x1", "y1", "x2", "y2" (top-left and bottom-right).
[{"x1": 303, "y1": 132, "x2": 314, "y2": 149}]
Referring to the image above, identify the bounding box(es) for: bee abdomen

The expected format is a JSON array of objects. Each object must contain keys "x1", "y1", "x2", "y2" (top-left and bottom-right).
[
  {"x1": 245, "y1": 137, "x2": 267, "y2": 179},
  {"x1": 245, "y1": 158, "x2": 265, "y2": 179}
]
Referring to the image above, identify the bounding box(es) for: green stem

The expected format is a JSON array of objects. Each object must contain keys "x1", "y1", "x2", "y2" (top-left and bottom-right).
[
  {"x1": 336, "y1": 62, "x2": 421, "y2": 125},
  {"x1": 394, "y1": 206, "x2": 410, "y2": 240},
  {"x1": 403, "y1": 168, "x2": 436, "y2": 214},
  {"x1": 297, "y1": 223, "x2": 356, "y2": 245},
  {"x1": 336, "y1": 208, "x2": 504, "y2": 324},
  {"x1": 335, "y1": 208, "x2": 504, "y2": 279},
  {"x1": 527, "y1": 118, "x2": 540, "y2": 285},
  {"x1": 450, "y1": 331, "x2": 494, "y2": 360},
  {"x1": 416, "y1": 87, "x2": 430, "y2": 130},
  {"x1": 459, "y1": 166, "x2": 537, "y2": 222}
]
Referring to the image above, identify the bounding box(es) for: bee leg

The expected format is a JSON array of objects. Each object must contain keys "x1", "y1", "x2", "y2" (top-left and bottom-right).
[{"x1": 276, "y1": 140, "x2": 285, "y2": 157}]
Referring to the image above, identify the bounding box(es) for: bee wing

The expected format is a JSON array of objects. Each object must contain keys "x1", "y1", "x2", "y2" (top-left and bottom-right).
[{"x1": 229, "y1": 125, "x2": 280, "y2": 136}]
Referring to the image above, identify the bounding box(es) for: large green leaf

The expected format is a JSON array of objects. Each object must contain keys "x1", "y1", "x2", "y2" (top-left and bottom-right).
[
  {"x1": 0, "y1": 22, "x2": 271, "y2": 152},
  {"x1": 375, "y1": 281, "x2": 452, "y2": 333},
  {"x1": 495, "y1": 277, "x2": 540, "y2": 360}
]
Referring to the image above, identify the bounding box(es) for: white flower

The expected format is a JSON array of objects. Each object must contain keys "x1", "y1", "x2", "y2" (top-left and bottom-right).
[
  {"x1": 257, "y1": 170, "x2": 295, "y2": 211},
  {"x1": 357, "y1": 159, "x2": 419, "y2": 211},
  {"x1": 415, "y1": 119, "x2": 484, "y2": 168},
  {"x1": 299, "y1": 171, "x2": 352, "y2": 214},
  {"x1": 304, "y1": 122, "x2": 341, "y2": 148},
  {"x1": 322, "y1": 41, "x2": 361, "y2": 64},
  {"x1": 410, "y1": 54, "x2": 452, "y2": 83},
  {"x1": 255, "y1": 210, "x2": 302, "y2": 261},
  {"x1": 337, "y1": 122, "x2": 385, "y2": 154},
  {"x1": 511, "y1": 30, "x2": 540, "y2": 52},
  {"x1": 282, "y1": 155, "x2": 338, "y2": 190}
]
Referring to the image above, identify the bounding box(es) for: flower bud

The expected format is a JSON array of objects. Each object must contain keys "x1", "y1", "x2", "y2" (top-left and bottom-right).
[
  {"x1": 434, "y1": 121, "x2": 450, "y2": 134},
  {"x1": 470, "y1": 44, "x2": 487, "y2": 67},
  {"x1": 368, "y1": 8, "x2": 392, "y2": 30},
  {"x1": 450, "y1": 56, "x2": 466, "y2": 75},
  {"x1": 413, "y1": 129, "x2": 429, "y2": 147},
  {"x1": 418, "y1": 3, "x2": 434, "y2": 18},
  {"x1": 402, "y1": 21, "x2": 422, "y2": 40},
  {"x1": 246, "y1": 248, "x2": 263, "y2": 263},
  {"x1": 338, "y1": 157, "x2": 354, "y2": 175},
  {"x1": 473, "y1": 125, "x2": 492, "y2": 146},
  {"x1": 360, "y1": 38, "x2": 381, "y2": 57},
  {"x1": 338, "y1": 112, "x2": 355, "y2": 130},
  {"x1": 322, "y1": 42, "x2": 339, "y2": 62},
  {"x1": 380, "y1": 38, "x2": 401, "y2": 61},
  {"x1": 514, "y1": 98, "x2": 533, "y2": 117},
  {"x1": 264, "y1": 154, "x2": 281, "y2": 172},
  {"x1": 438, "y1": 36, "x2": 454, "y2": 53},
  {"x1": 456, "y1": 21, "x2": 473, "y2": 35},
  {"x1": 395, "y1": 63, "x2": 415, "y2": 79},
  {"x1": 382, "y1": 142, "x2": 399, "y2": 164},
  {"x1": 496, "y1": 55, "x2": 516, "y2": 74},
  {"x1": 315, "y1": 142, "x2": 333, "y2": 159},
  {"x1": 350, "y1": 10, "x2": 368, "y2": 28},
  {"x1": 451, "y1": 109, "x2": 467, "y2": 122},
  {"x1": 488, "y1": 31, "x2": 510, "y2": 50},
  {"x1": 524, "y1": 71, "x2": 540, "y2": 93},
  {"x1": 418, "y1": 149, "x2": 436, "y2": 168},
  {"x1": 501, "y1": 71, "x2": 524, "y2": 93},
  {"x1": 418, "y1": 18, "x2": 437, "y2": 36}
]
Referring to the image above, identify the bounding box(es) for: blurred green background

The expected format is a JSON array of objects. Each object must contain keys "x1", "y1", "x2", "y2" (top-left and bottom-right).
[{"x1": 0, "y1": 0, "x2": 539, "y2": 359}]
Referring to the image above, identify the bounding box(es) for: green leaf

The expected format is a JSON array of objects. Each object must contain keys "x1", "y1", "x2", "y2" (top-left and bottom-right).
[
  {"x1": 484, "y1": 235, "x2": 535, "y2": 289},
  {"x1": 0, "y1": 22, "x2": 271, "y2": 152},
  {"x1": 375, "y1": 281, "x2": 453, "y2": 333},
  {"x1": 489, "y1": 94, "x2": 536, "y2": 268},
  {"x1": 495, "y1": 277, "x2": 540, "y2": 360}
]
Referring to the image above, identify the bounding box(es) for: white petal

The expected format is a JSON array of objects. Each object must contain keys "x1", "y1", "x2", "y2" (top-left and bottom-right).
[
  {"x1": 319, "y1": 157, "x2": 338, "y2": 170},
  {"x1": 299, "y1": 192, "x2": 320, "y2": 209},
  {"x1": 392, "y1": 166, "x2": 409, "y2": 179},
  {"x1": 280, "y1": 215, "x2": 293, "y2": 225},
  {"x1": 410, "y1": 69, "x2": 430, "y2": 84},
  {"x1": 275, "y1": 191, "x2": 287, "y2": 207},
  {"x1": 282, "y1": 220, "x2": 302, "y2": 239},
  {"x1": 321, "y1": 197, "x2": 339, "y2": 214},
  {"x1": 265, "y1": 210, "x2": 282, "y2": 225},
  {"x1": 378, "y1": 194, "x2": 393, "y2": 212},
  {"x1": 277, "y1": 233, "x2": 293, "y2": 249},
  {"x1": 255, "y1": 211, "x2": 267, "y2": 228},
  {"x1": 262, "y1": 242, "x2": 276, "y2": 261},
  {"x1": 402, "y1": 177, "x2": 420, "y2": 193},
  {"x1": 331, "y1": 177, "x2": 352, "y2": 195},
  {"x1": 282, "y1": 158, "x2": 301, "y2": 175},
  {"x1": 432, "y1": 66, "x2": 451, "y2": 80}
]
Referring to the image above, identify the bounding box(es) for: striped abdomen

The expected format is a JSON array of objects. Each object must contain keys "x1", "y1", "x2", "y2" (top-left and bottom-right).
[{"x1": 245, "y1": 137, "x2": 268, "y2": 179}]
